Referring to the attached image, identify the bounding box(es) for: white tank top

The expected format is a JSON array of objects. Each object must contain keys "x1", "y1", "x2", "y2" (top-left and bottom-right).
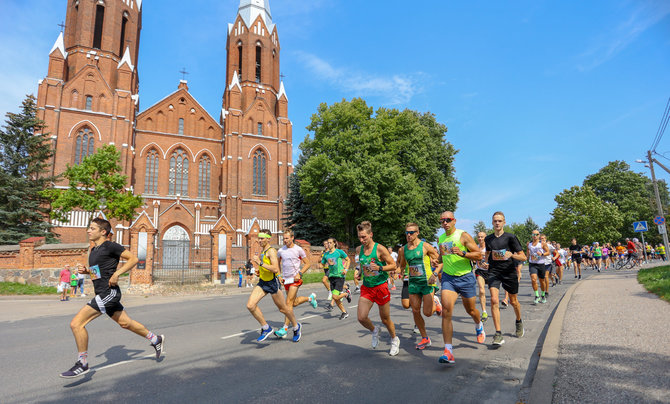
[{"x1": 528, "y1": 241, "x2": 545, "y2": 264}]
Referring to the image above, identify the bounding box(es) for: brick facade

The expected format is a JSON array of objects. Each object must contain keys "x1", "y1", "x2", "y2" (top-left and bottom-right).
[{"x1": 33, "y1": 1, "x2": 293, "y2": 283}]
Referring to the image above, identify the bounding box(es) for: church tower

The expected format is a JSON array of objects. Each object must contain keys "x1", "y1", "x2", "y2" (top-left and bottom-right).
[
  {"x1": 221, "y1": 0, "x2": 293, "y2": 243},
  {"x1": 36, "y1": 0, "x2": 142, "y2": 241}
]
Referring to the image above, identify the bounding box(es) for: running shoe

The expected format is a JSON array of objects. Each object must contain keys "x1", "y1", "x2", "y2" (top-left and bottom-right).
[
  {"x1": 151, "y1": 334, "x2": 165, "y2": 359},
  {"x1": 59, "y1": 361, "x2": 89, "y2": 378},
  {"x1": 574, "y1": 275, "x2": 578, "y2": 278},
  {"x1": 416, "y1": 337, "x2": 431, "y2": 350},
  {"x1": 541, "y1": 296, "x2": 547, "y2": 304},
  {"x1": 545, "y1": 292, "x2": 549, "y2": 297},
  {"x1": 257, "y1": 326, "x2": 274, "y2": 342},
  {"x1": 274, "y1": 327, "x2": 288, "y2": 339},
  {"x1": 578, "y1": 275, "x2": 581, "y2": 279},
  {"x1": 515, "y1": 320, "x2": 525, "y2": 338},
  {"x1": 325, "y1": 303, "x2": 333, "y2": 311},
  {"x1": 534, "y1": 296, "x2": 541, "y2": 305},
  {"x1": 438, "y1": 348, "x2": 455, "y2": 364},
  {"x1": 481, "y1": 311, "x2": 488, "y2": 323},
  {"x1": 434, "y1": 295, "x2": 443, "y2": 316},
  {"x1": 345, "y1": 290, "x2": 352, "y2": 303},
  {"x1": 413, "y1": 326, "x2": 420, "y2": 334},
  {"x1": 476, "y1": 325, "x2": 486, "y2": 344},
  {"x1": 292, "y1": 323, "x2": 302, "y2": 342},
  {"x1": 309, "y1": 292, "x2": 317, "y2": 309},
  {"x1": 354, "y1": 286, "x2": 360, "y2": 293},
  {"x1": 339, "y1": 312, "x2": 349, "y2": 320},
  {"x1": 327, "y1": 292, "x2": 333, "y2": 301},
  {"x1": 501, "y1": 300, "x2": 508, "y2": 308},
  {"x1": 389, "y1": 336, "x2": 400, "y2": 356},
  {"x1": 492, "y1": 332, "x2": 505, "y2": 346},
  {"x1": 371, "y1": 326, "x2": 380, "y2": 349}
]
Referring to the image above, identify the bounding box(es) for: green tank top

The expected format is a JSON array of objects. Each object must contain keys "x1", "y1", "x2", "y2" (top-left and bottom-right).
[
  {"x1": 359, "y1": 243, "x2": 388, "y2": 287},
  {"x1": 404, "y1": 241, "x2": 436, "y2": 286},
  {"x1": 593, "y1": 247, "x2": 602, "y2": 257},
  {"x1": 438, "y1": 229, "x2": 473, "y2": 277}
]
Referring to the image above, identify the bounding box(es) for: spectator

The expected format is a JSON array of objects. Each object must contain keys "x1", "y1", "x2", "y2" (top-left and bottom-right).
[
  {"x1": 245, "y1": 259, "x2": 254, "y2": 287},
  {"x1": 70, "y1": 270, "x2": 78, "y2": 298},
  {"x1": 77, "y1": 264, "x2": 86, "y2": 297},
  {"x1": 58, "y1": 265, "x2": 71, "y2": 301}
]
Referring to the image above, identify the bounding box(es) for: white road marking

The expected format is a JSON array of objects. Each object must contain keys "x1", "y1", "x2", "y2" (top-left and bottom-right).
[{"x1": 94, "y1": 354, "x2": 156, "y2": 371}]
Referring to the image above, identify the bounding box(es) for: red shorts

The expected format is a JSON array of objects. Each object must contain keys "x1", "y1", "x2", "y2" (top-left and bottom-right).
[
  {"x1": 360, "y1": 283, "x2": 391, "y2": 306},
  {"x1": 284, "y1": 278, "x2": 303, "y2": 291}
]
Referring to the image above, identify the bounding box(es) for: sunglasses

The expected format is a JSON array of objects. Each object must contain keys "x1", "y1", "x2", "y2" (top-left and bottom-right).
[
  {"x1": 532, "y1": 233, "x2": 540, "y2": 236},
  {"x1": 405, "y1": 230, "x2": 417, "y2": 235},
  {"x1": 440, "y1": 218, "x2": 454, "y2": 223}
]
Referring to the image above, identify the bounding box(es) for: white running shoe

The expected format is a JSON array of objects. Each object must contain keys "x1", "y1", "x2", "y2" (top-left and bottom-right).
[
  {"x1": 389, "y1": 336, "x2": 400, "y2": 356},
  {"x1": 371, "y1": 326, "x2": 380, "y2": 349},
  {"x1": 327, "y1": 292, "x2": 333, "y2": 301}
]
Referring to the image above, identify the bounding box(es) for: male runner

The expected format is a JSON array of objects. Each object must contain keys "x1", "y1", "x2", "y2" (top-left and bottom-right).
[
  {"x1": 321, "y1": 238, "x2": 352, "y2": 320},
  {"x1": 396, "y1": 223, "x2": 442, "y2": 351},
  {"x1": 274, "y1": 229, "x2": 316, "y2": 338},
  {"x1": 527, "y1": 231, "x2": 549, "y2": 304},
  {"x1": 485, "y1": 212, "x2": 527, "y2": 346},
  {"x1": 355, "y1": 221, "x2": 400, "y2": 356},
  {"x1": 246, "y1": 229, "x2": 301, "y2": 342},
  {"x1": 436, "y1": 212, "x2": 485, "y2": 363},
  {"x1": 569, "y1": 239, "x2": 582, "y2": 279},
  {"x1": 60, "y1": 218, "x2": 164, "y2": 378},
  {"x1": 320, "y1": 240, "x2": 333, "y2": 309},
  {"x1": 555, "y1": 243, "x2": 566, "y2": 284},
  {"x1": 474, "y1": 232, "x2": 489, "y2": 322}
]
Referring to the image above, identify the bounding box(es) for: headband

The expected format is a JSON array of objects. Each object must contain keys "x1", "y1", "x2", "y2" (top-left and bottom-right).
[{"x1": 258, "y1": 232, "x2": 271, "y2": 239}]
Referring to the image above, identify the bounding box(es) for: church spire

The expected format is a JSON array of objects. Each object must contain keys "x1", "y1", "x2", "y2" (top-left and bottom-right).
[{"x1": 238, "y1": 0, "x2": 273, "y2": 30}]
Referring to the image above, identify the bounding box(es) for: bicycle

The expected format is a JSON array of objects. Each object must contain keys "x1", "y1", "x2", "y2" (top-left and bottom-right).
[{"x1": 614, "y1": 254, "x2": 637, "y2": 270}]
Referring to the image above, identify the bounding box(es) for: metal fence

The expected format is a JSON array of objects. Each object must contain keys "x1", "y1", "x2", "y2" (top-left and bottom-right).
[{"x1": 153, "y1": 236, "x2": 212, "y2": 284}]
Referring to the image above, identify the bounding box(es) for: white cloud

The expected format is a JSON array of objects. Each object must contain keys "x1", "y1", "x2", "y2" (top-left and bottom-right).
[
  {"x1": 294, "y1": 51, "x2": 423, "y2": 105},
  {"x1": 577, "y1": 0, "x2": 670, "y2": 71}
]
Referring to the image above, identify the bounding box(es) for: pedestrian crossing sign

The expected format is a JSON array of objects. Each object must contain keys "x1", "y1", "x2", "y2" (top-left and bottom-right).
[{"x1": 633, "y1": 221, "x2": 648, "y2": 232}]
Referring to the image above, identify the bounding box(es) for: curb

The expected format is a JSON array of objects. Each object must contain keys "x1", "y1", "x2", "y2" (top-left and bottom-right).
[{"x1": 527, "y1": 275, "x2": 587, "y2": 404}]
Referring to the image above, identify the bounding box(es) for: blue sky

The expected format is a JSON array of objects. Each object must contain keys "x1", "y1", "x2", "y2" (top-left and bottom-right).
[{"x1": 1, "y1": 0, "x2": 670, "y2": 235}]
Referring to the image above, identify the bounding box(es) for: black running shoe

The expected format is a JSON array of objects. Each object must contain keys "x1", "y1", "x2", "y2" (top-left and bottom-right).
[
  {"x1": 339, "y1": 312, "x2": 349, "y2": 320},
  {"x1": 151, "y1": 335, "x2": 165, "y2": 359},
  {"x1": 345, "y1": 290, "x2": 352, "y2": 303},
  {"x1": 60, "y1": 361, "x2": 89, "y2": 378}
]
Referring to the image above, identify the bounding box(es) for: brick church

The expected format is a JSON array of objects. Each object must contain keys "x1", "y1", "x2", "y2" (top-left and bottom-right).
[{"x1": 35, "y1": 0, "x2": 293, "y2": 280}]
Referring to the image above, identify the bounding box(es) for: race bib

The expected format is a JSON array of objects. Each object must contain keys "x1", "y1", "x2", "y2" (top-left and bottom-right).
[
  {"x1": 440, "y1": 241, "x2": 454, "y2": 255},
  {"x1": 284, "y1": 277, "x2": 295, "y2": 285},
  {"x1": 532, "y1": 253, "x2": 540, "y2": 261},
  {"x1": 362, "y1": 264, "x2": 379, "y2": 277},
  {"x1": 89, "y1": 265, "x2": 101, "y2": 280},
  {"x1": 492, "y1": 249, "x2": 507, "y2": 261},
  {"x1": 327, "y1": 258, "x2": 336, "y2": 266},
  {"x1": 408, "y1": 264, "x2": 424, "y2": 277}
]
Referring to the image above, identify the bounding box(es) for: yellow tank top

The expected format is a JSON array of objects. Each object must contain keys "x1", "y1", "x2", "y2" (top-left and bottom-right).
[{"x1": 258, "y1": 247, "x2": 276, "y2": 281}]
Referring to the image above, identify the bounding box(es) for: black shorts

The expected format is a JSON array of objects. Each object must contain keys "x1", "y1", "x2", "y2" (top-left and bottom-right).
[
  {"x1": 323, "y1": 268, "x2": 330, "y2": 277},
  {"x1": 401, "y1": 280, "x2": 409, "y2": 300},
  {"x1": 329, "y1": 276, "x2": 345, "y2": 293},
  {"x1": 529, "y1": 263, "x2": 546, "y2": 279},
  {"x1": 258, "y1": 278, "x2": 280, "y2": 294},
  {"x1": 474, "y1": 268, "x2": 488, "y2": 280},
  {"x1": 546, "y1": 264, "x2": 554, "y2": 274},
  {"x1": 572, "y1": 255, "x2": 582, "y2": 264},
  {"x1": 487, "y1": 270, "x2": 519, "y2": 295},
  {"x1": 88, "y1": 288, "x2": 124, "y2": 317}
]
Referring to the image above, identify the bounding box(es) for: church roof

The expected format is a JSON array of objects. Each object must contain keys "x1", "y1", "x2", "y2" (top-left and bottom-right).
[
  {"x1": 238, "y1": 0, "x2": 274, "y2": 32},
  {"x1": 50, "y1": 32, "x2": 67, "y2": 59},
  {"x1": 276, "y1": 81, "x2": 287, "y2": 101},
  {"x1": 118, "y1": 47, "x2": 134, "y2": 71}
]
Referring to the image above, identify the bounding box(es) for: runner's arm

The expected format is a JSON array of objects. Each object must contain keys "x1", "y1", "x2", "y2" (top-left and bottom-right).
[
  {"x1": 459, "y1": 232, "x2": 482, "y2": 261},
  {"x1": 376, "y1": 245, "x2": 396, "y2": 272},
  {"x1": 109, "y1": 249, "x2": 138, "y2": 286}
]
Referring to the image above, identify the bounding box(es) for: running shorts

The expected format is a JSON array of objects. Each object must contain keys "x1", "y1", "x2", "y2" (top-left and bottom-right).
[
  {"x1": 401, "y1": 280, "x2": 409, "y2": 300},
  {"x1": 408, "y1": 281, "x2": 437, "y2": 296},
  {"x1": 88, "y1": 288, "x2": 124, "y2": 317},
  {"x1": 329, "y1": 276, "x2": 345, "y2": 293},
  {"x1": 572, "y1": 254, "x2": 582, "y2": 264},
  {"x1": 529, "y1": 263, "x2": 546, "y2": 279},
  {"x1": 440, "y1": 272, "x2": 477, "y2": 298},
  {"x1": 323, "y1": 268, "x2": 330, "y2": 277},
  {"x1": 258, "y1": 278, "x2": 280, "y2": 294},
  {"x1": 487, "y1": 270, "x2": 519, "y2": 295},
  {"x1": 474, "y1": 268, "x2": 488, "y2": 279},
  {"x1": 545, "y1": 264, "x2": 554, "y2": 274},
  {"x1": 360, "y1": 283, "x2": 391, "y2": 306},
  {"x1": 284, "y1": 278, "x2": 303, "y2": 291}
]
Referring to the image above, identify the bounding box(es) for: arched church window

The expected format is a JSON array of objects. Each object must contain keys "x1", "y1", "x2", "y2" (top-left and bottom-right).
[
  {"x1": 169, "y1": 148, "x2": 189, "y2": 196},
  {"x1": 255, "y1": 45, "x2": 262, "y2": 83},
  {"x1": 85, "y1": 96, "x2": 92, "y2": 111},
  {"x1": 74, "y1": 127, "x2": 95, "y2": 164},
  {"x1": 257, "y1": 122, "x2": 263, "y2": 136},
  {"x1": 93, "y1": 4, "x2": 105, "y2": 49},
  {"x1": 198, "y1": 155, "x2": 211, "y2": 198},
  {"x1": 178, "y1": 118, "x2": 184, "y2": 135},
  {"x1": 145, "y1": 149, "x2": 159, "y2": 194},
  {"x1": 119, "y1": 12, "x2": 128, "y2": 56},
  {"x1": 253, "y1": 149, "x2": 267, "y2": 196},
  {"x1": 238, "y1": 43, "x2": 243, "y2": 78}
]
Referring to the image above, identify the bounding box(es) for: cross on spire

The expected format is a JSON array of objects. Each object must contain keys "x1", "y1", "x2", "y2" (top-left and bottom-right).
[
  {"x1": 179, "y1": 68, "x2": 189, "y2": 80},
  {"x1": 57, "y1": 21, "x2": 65, "y2": 33},
  {"x1": 280, "y1": 73, "x2": 287, "y2": 80}
]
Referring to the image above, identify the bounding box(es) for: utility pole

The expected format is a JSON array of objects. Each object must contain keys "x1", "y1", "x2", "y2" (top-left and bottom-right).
[{"x1": 647, "y1": 150, "x2": 670, "y2": 258}]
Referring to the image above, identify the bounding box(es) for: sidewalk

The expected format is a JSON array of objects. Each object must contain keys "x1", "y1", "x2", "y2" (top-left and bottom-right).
[{"x1": 529, "y1": 263, "x2": 670, "y2": 403}]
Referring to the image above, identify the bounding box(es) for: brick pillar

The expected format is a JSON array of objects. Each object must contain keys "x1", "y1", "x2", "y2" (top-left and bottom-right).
[
  {"x1": 129, "y1": 227, "x2": 156, "y2": 285},
  {"x1": 18, "y1": 237, "x2": 45, "y2": 270}
]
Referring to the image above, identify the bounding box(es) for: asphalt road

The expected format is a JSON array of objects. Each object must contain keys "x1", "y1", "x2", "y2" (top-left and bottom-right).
[{"x1": 1, "y1": 270, "x2": 581, "y2": 404}]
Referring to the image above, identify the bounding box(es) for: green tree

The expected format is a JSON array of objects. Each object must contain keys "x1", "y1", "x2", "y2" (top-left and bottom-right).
[
  {"x1": 473, "y1": 220, "x2": 490, "y2": 236},
  {"x1": 0, "y1": 95, "x2": 58, "y2": 244},
  {"x1": 543, "y1": 185, "x2": 623, "y2": 245},
  {"x1": 583, "y1": 160, "x2": 670, "y2": 243},
  {"x1": 43, "y1": 144, "x2": 142, "y2": 223},
  {"x1": 510, "y1": 216, "x2": 540, "y2": 247},
  {"x1": 298, "y1": 98, "x2": 459, "y2": 246}
]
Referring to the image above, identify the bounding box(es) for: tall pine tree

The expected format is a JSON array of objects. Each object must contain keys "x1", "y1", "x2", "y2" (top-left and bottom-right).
[{"x1": 0, "y1": 95, "x2": 58, "y2": 244}]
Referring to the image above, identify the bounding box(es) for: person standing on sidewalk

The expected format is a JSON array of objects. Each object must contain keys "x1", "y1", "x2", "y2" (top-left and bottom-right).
[
  {"x1": 436, "y1": 212, "x2": 485, "y2": 363},
  {"x1": 60, "y1": 218, "x2": 164, "y2": 378},
  {"x1": 485, "y1": 211, "x2": 527, "y2": 346},
  {"x1": 58, "y1": 265, "x2": 71, "y2": 302}
]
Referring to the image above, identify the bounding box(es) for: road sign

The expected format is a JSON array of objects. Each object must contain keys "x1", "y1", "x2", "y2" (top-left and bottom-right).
[
  {"x1": 659, "y1": 224, "x2": 667, "y2": 235},
  {"x1": 654, "y1": 216, "x2": 666, "y2": 225},
  {"x1": 633, "y1": 221, "x2": 648, "y2": 232}
]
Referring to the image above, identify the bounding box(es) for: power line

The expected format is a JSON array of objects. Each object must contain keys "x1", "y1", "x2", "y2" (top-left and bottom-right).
[{"x1": 650, "y1": 97, "x2": 670, "y2": 152}]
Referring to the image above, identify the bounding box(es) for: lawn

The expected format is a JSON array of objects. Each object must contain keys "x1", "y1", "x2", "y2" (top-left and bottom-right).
[
  {"x1": 637, "y1": 265, "x2": 670, "y2": 303},
  {"x1": 301, "y1": 270, "x2": 356, "y2": 284},
  {"x1": 0, "y1": 282, "x2": 58, "y2": 295}
]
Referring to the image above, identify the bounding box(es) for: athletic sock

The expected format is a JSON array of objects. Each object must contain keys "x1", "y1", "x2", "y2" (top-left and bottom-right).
[
  {"x1": 146, "y1": 332, "x2": 159, "y2": 345},
  {"x1": 262, "y1": 324, "x2": 270, "y2": 331},
  {"x1": 534, "y1": 290, "x2": 539, "y2": 297},
  {"x1": 476, "y1": 322, "x2": 483, "y2": 330},
  {"x1": 541, "y1": 291, "x2": 546, "y2": 297},
  {"x1": 444, "y1": 344, "x2": 453, "y2": 351},
  {"x1": 78, "y1": 351, "x2": 88, "y2": 366},
  {"x1": 293, "y1": 324, "x2": 299, "y2": 331}
]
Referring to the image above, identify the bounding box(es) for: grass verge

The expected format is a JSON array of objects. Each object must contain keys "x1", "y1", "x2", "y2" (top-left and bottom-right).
[
  {"x1": 0, "y1": 282, "x2": 58, "y2": 295},
  {"x1": 637, "y1": 265, "x2": 670, "y2": 303},
  {"x1": 301, "y1": 271, "x2": 356, "y2": 284}
]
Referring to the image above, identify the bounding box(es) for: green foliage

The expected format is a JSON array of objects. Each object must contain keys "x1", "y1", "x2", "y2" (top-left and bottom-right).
[
  {"x1": 0, "y1": 282, "x2": 57, "y2": 295},
  {"x1": 0, "y1": 95, "x2": 58, "y2": 244},
  {"x1": 473, "y1": 221, "x2": 490, "y2": 236},
  {"x1": 510, "y1": 217, "x2": 540, "y2": 248},
  {"x1": 297, "y1": 98, "x2": 458, "y2": 246},
  {"x1": 543, "y1": 185, "x2": 623, "y2": 245},
  {"x1": 583, "y1": 161, "x2": 670, "y2": 243},
  {"x1": 637, "y1": 265, "x2": 670, "y2": 303},
  {"x1": 43, "y1": 144, "x2": 142, "y2": 223}
]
